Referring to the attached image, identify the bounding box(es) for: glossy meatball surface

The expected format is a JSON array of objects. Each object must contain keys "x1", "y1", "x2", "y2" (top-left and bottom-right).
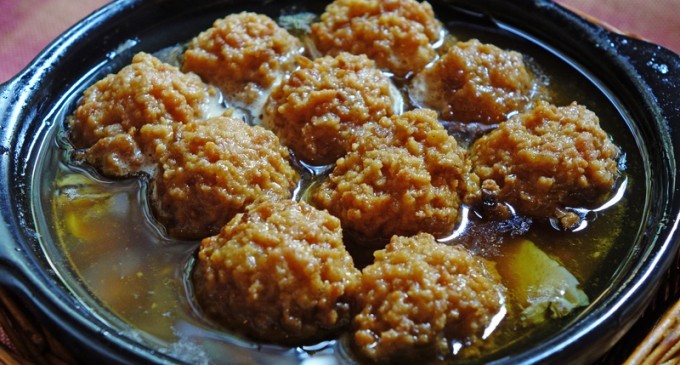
[
  {"x1": 193, "y1": 199, "x2": 361, "y2": 344},
  {"x1": 69, "y1": 52, "x2": 212, "y2": 177},
  {"x1": 263, "y1": 52, "x2": 396, "y2": 165},
  {"x1": 152, "y1": 112, "x2": 298, "y2": 239},
  {"x1": 411, "y1": 39, "x2": 536, "y2": 124},
  {"x1": 183, "y1": 12, "x2": 302, "y2": 105},
  {"x1": 471, "y1": 101, "x2": 619, "y2": 227},
  {"x1": 311, "y1": 0, "x2": 441, "y2": 77},
  {"x1": 353, "y1": 233, "x2": 505, "y2": 363},
  {"x1": 313, "y1": 109, "x2": 479, "y2": 242}
]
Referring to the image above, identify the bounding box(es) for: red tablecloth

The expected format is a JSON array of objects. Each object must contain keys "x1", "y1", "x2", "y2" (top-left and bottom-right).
[
  {"x1": 0, "y1": 0, "x2": 678, "y2": 83},
  {"x1": 0, "y1": 0, "x2": 111, "y2": 83}
]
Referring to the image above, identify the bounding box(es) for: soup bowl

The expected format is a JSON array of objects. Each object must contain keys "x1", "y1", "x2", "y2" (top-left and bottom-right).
[{"x1": 0, "y1": 0, "x2": 678, "y2": 364}]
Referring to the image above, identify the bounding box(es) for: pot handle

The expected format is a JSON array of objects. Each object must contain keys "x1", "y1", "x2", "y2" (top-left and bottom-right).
[
  {"x1": 609, "y1": 34, "x2": 680, "y2": 127},
  {"x1": 0, "y1": 76, "x2": 26, "y2": 268},
  {"x1": 0, "y1": 81, "x2": 9, "y2": 119},
  {"x1": 0, "y1": 77, "x2": 19, "y2": 164},
  {"x1": 0, "y1": 77, "x2": 20, "y2": 130}
]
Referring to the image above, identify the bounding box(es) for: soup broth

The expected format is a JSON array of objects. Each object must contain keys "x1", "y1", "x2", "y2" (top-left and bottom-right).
[{"x1": 38, "y1": 2, "x2": 645, "y2": 364}]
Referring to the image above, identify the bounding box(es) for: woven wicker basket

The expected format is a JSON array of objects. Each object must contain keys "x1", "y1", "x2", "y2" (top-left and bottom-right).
[
  {"x1": 625, "y1": 299, "x2": 680, "y2": 365},
  {"x1": 0, "y1": 288, "x2": 75, "y2": 365},
  {"x1": 623, "y1": 250, "x2": 680, "y2": 365}
]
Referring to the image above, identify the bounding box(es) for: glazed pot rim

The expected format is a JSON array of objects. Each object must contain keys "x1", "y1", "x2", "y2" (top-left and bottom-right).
[{"x1": 0, "y1": 0, "x2": 678, "y2": 364}]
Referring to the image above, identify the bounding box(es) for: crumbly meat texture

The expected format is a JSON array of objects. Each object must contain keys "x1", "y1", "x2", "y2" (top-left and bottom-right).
[
  {"x1": 152, "y1": 113, "x2": 298, "y2": 239},
  {"x1": 263, "y1": 53, "x2": 395, "y2": 165},
  {"x1": 193, "y1": 199, "x2": 361, "y2": 345},
  {"x1": 411, "y1": 39, "x2": 536, "y2": 124},
  {"x1": 69, "y1": 52, "x2": 212, "y2": 177},
  {"x1": 313, "y1": 109, "x2": 479, "y2": 242},
  {"x1": 183, "y1": 12, "x2": 302, "y2": 105},
  {"x1": 471, "y1": 101, "x2": 619, "y2": 226},
  {"x1": 310, "y1": 0, "x2": 441, "y2": 77},
  {"x1": 353, "y1": 233, "x2": 505, "y2": 363}
]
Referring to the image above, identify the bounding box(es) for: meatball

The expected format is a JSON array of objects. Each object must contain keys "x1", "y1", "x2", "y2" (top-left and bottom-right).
[
  {"x1": 313, "y1": 109, "x2": 479, "y2": 242},
  {"x1": 311, "y1": 0, "x2": 441, "y2": 77},
  {"x1": 69, "y1": 52, "x2": 213, "y2": 177},
  {"x1": 263, "y1": 52, "x2": 397, "y2": 165},
  {"x1": 411, "y1": 39, "x2": 536, "y2": 124},
  {"x1": 183, "y1": 12, "x2": 302, "y2": 105},
  {"x1": 471, "y1": 101, "x2": 619, "y2": 228},
  {"x1": 152, "y1": 112, "x2": 298, "y2": 239},
  {"x1": 353, "y1": 233, "x2": 506, "y2": 363},
  {"x1": 192, "y1": 199, "x2": 361, "y2": 345}
]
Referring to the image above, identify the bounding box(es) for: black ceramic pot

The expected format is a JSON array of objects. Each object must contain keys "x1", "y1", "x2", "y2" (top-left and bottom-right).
[{"x1": 0, "y1": 0, "x2": 678, "y2": 364}]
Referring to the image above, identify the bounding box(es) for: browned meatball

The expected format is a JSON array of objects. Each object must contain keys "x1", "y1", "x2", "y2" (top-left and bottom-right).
[
  {"x1": 411, "y1": 39, "x2": 536, "y2": 124},
  {"x1": 183, "y1": 12, "x2": 302, "y2": 105},
  {"x1": 263, "y1": 52, "x2": 397, "y2": 165},
  {"x1": 471, "y1": 101, "x2": 619, "y2": 227},
  {"x1": 193, "y1": 199, "x2": 361, "y2": 345},
  {"x1": 152, "y1": 112, "x2": 298, "y2": 239},
  {"x1": 311, "y1": 0, "x2": 441, "y2": 77},
  {"x1": 353, "y1": 233, "x2": 506, "y2": 363},
  {"x1": 69, "y1": 52, "x2": 213, "y2": 177},
  {"x1": 313, "y1": 109, "x2": 479, "y2": 242}
]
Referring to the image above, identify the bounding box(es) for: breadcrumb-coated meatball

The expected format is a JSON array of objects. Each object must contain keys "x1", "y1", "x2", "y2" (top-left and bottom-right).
[
  {"x1": 152, "y1": 112, "x2": 298, "y2": 239},
  {"x1": 313, "y1": 109, "x2": 479, "y2": 242},
  {"x1": 311, "y1": 0, "x2": 441, "y2": 77},
  {"x1": 183, "y1": 12, "x2": 302, "y2": 105},
  {"x1": 193, "y1": 199, "x2": 361, "y2": 345},
  {"x1": 471, "y1": 101, "x2": 619, "y2": 227},
  {"x1": 353, "y1": 233, "x2": 506, "y2": 363},
  {"x1": 263, "y1": 53, "x2": 397, "y2": 165},
  {"x1": 411, "y1": 39, "x2": 536, "y2": 124},
  {"x1": 69, "y1": 52, "x2": 213, "y2": 177}
]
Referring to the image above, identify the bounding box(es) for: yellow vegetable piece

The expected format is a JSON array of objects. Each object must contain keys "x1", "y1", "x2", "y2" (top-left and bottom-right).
[{"x1": 496, "y1": 239, "x2": 589, "y2": 325}]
